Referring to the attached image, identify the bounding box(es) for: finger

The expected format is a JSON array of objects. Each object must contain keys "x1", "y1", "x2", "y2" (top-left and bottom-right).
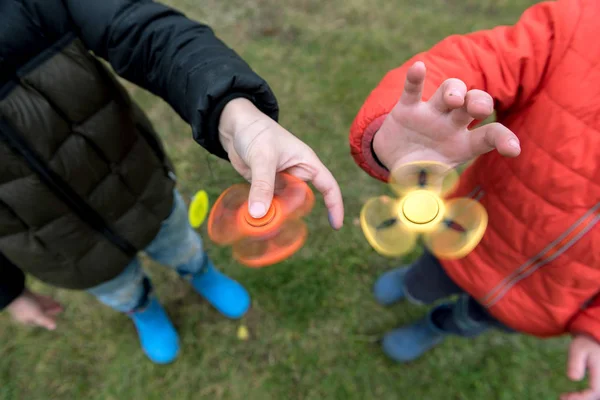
[
  {"x1": 308, "y1": 158, "x2": 344, "y2": 230},
  {"x1": 568, "y1": 346, "x2": 588, "y2": 382},
  {"x1": 39, "y1": 302, "x2": 63, "y2": 315},
  {"x1": 427, "y1": 78, "x2": 467, "y2": 114},
  {"x1": 562, "y1": 391, "x2": 595, "y2": 400},
  {"x1": 449, "y1": 104, "x2": 474, "y2": 128},
  {"x1": 588, "y1": 359, "x2": 600, "y2": 394},
  {"x1": 560, "y1": 393, "x2": 583, "y2": 400},
  {"x1": 247, "y1": 152, "x2": 277, "y2": 218},
  {"x1": 450, "y1": 90, "x2": 494, "y2": 126},
  {"x1": 399, "y1": 61, "x2": 427, "y2": 106},
  {"x1": 465, "y1": 90, "x2": 495, "y2": 120},
  {"x1": 468, "y1": 122, "x2": 521, "y2": 158},
  {"x1": 562, "y1": 389, "x2": 597, "y2": 400},
  {"x1": 46, "y1": 306, "x2": 63, "y2": 316},
  {"x1": 34, "y1": 294, "x2": 63, "y2": 312},
  {"x1": 32, "y1": 313, "x2": 57, "y2": 331}
]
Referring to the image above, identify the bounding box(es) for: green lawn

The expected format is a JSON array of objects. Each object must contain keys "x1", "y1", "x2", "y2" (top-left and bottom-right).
[{"x1": 0, "y1": 1, "x2": 578, "y2": 399}]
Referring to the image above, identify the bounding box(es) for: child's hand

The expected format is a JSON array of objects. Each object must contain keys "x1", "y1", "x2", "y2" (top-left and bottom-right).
[
  {"x1": 218, "y1": 98, "x2": 344, "y2": 229},
  {"x1": 372, "y1": 62, "x2": 521, "y2": 172},
  {"x1": 562, "y1": 334, "x2": 600, "y2": 400},
  {"x1": 6, "y1": 289, "x2": 63, "y2": 330}
]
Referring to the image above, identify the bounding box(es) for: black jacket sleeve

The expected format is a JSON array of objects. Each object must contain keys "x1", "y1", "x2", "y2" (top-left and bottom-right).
[
  {"x1": 63, "y1": 0, "x2": 279, "y2": 159},
  {"x1": 0, "y1": 252, "x2": 25, "y2": 310}
]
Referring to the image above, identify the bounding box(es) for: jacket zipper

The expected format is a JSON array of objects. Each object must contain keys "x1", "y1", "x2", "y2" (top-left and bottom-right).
[{"x1": 0, "y1": 118, "x2": 137, "y2": 258}]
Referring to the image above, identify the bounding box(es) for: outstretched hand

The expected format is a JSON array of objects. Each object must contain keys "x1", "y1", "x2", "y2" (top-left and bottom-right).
[
  {"x1": 218, "y1": 98, "x2": 344, "y2": 229},
  {"x1": 7, "y1": 289, "x2": 63, "y2": 330},
  {"x1": 373, "y1": 61, "x2": 521, "y2": 172},
  {"x1": 562, "y1": 334, "x2": 600, "y2": 400}
]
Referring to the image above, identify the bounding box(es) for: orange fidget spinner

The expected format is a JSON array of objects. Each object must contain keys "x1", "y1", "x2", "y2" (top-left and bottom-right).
[{"x1": 207, "y1": 173, "x2": 314, "y2": 267}]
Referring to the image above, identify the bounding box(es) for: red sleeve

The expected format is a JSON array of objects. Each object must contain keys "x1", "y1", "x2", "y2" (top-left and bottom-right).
[
  {"x1": 569, "y1": 297, "x2": 600, "y2": 343},
  {"x1": 349, "y1": 0, "x2": 564, "y2": 181}
]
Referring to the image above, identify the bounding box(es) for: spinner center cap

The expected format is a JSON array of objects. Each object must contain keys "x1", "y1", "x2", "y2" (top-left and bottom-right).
[
  {"x1": 244, "y1": 203, "x2": 277, "y2": 227},
  {"x1": 401, "y1": 191, "x2": 440, "y2": 224}
]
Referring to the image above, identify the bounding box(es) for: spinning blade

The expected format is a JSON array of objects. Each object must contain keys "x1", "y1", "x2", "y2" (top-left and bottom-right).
[
  {"x1": 232, "y1": 219, "x2": 308, "y2": 268},
  {"x1": 389, "y1": 161, "x2": 460, "y2": 198},
  {"x1": 423, "y1": 197, "x2": 488, "y2": 259},
  {"x1": 272, "y1": 173, "x2": 315, "y2": 219},
  {"x1": 207, "y1": 184, "x2": 249, "y2": 245},
  {"x1": 207, "y1": 173, "x2": 314, "y2": 267},
  {"x1": 360, "y1": 196, "x2": 418, "y2": 257}
]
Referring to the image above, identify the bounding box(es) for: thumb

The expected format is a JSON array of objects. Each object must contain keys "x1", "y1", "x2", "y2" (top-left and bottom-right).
[
  {"x1": 568, "y1": 343, "x2": 588, "y2": 381},
  {"x1": 468, "y1": 122, "x2": 521, "y2": 159},
  {"x1": 248, "y1": 153, "x2": 277, "y2": 218},
  {"x1": 32, "y1": 312, "x2": 57, "y2": 331}
]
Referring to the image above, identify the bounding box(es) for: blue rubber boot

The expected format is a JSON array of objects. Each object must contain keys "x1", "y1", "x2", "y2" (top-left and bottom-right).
[
  {"x1": 373, "y1": 266, "x2": 411, "y2": 306},
  {"x1": 189, "y1": 259, "x2": 250, "y2": 319},
  {"x1": 129, "y1": 297, "x2": 180, "y2": 364},
  {"x1": 381, "y1": 306, "x2": 449, "y2": 363}
]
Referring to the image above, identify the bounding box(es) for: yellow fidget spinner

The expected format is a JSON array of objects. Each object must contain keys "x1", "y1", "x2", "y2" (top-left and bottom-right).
[{"x1": 360, "y1": 161, "x2": 488, "y2": 259}]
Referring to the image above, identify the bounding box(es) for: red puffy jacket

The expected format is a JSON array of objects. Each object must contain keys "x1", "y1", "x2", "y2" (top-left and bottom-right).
[{"x1": 349, "y1": 0, "x2": 600, "y2": 341}]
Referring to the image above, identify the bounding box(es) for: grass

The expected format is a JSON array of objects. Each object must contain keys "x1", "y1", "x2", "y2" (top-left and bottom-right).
[{"x1": 0, "y1": 0, "x2": 579, "y2": 399}]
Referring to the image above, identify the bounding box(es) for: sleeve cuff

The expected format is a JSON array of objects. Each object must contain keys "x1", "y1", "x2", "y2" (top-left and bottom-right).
[
  {"x1": 568, "y1": 311, "x2": 600, "y2": 344},
  {"x1": 0, "y1": 256, "x2": 25, "y2": 310},
  {"x1": 351, "y1": 114, "x2": 390, "y2": 182},
  {"x1": 186, "y1": 58, "x2": 279, "y2": 160},
  {"x1": 202, "y1": 92, "x2": 255, "y2": 160}
]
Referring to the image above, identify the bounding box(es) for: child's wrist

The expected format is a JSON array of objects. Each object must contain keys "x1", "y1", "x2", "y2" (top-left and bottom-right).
[
  {"x1": 218, "y1": 97, "x2": 265, "y2": 152},
  {"x1": 372, "y1": 129, "x2": 390, "y2": 168},
  {"x1": 372, "y1": 117, "x2": 412, "y2": 170},
  {"x1": 5, "y1": 287, "x2": 28, "y2": 313},
  {"x1": 572, "y1": 332, "x2": 599, "y2": 343}
]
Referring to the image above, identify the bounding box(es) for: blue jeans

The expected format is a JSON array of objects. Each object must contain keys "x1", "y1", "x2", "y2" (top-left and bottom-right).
[{"x1": 87, "y1": 190, "x2": 205, "y2": 312}]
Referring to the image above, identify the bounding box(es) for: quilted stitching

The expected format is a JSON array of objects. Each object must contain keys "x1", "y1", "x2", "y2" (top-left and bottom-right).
[{"x1": 0, "y1": 40, "x2": 175, "y2": 289}]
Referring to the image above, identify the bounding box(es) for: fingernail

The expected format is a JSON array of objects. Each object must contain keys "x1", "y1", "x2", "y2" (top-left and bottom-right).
[
  {"x1": 249, "y1": 202, "x2": 266, "y2": 218},
  {"x1": 508, "y1": 139, "x2": 520, "y2": 149},
  {"x1": 328, "y1": 212, "x2": 341, "y2": 230},
  {"x1": 474, "y1": 100, "x2": 493, "y2": 113},
  {"x1": 448, "y1": 90, "x2": 461, "y2": 97}
]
